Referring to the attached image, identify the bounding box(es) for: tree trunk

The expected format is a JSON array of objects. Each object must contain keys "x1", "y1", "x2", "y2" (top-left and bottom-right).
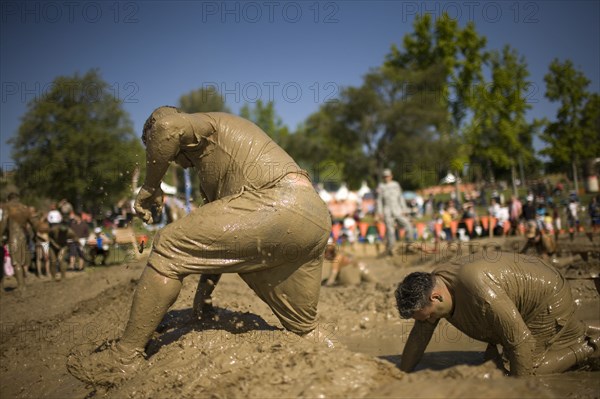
[
  {"x1": 454, "y1": 169, "x2": 461, "y2": 206},
  {"x1": 511, "y1": 164, "x2": 518, "y2": 197},
  {"x1": 572, "y1": 160, "x2": 579, "y2": 195},
  {"x1": 518, "y1": 155, "x2": 526, "y2": 189}
]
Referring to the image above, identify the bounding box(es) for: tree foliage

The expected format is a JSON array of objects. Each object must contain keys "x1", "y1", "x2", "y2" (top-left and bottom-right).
[
  {"x1": 541, "y1": 59, "x2": 599, "y2": 176},
  {"x1": 10, "y1": 69, "x2": 143, "y2": 211},
  {"x1": 178, "y1": 86, "x2": 229, "y2": 114},
  {"x1": 290, "y1": 13, "x2": 489, "y2": 190},
  {"x1": 465, "y1": 45, "x2": 539, "y2": 186},
  {"x1": 240, "y1": 100, "x2": 289, "y2": 144}
]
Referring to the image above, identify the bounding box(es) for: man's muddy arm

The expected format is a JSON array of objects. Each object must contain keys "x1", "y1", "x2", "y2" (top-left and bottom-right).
[
  {"x1": 325, "y1": 255, "x2": 342, "y2": 286},
  {"x1": 399, "y1": 320, "x2": 437, "y2": 372},
  {"x1": 488, "y1": 296, "x2": 535, "y2": 375},
  {"x1": 142, "y1": 125, "x2": 181, "y2": 191},
  {"x1": 135, "y1": 121, "x2": 183, "y2": 223}
]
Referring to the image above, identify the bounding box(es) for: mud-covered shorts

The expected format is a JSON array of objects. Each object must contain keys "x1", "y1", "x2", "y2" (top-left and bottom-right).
[{"x1": 148, "y1": 182, "x2": 331, "y2": 334}]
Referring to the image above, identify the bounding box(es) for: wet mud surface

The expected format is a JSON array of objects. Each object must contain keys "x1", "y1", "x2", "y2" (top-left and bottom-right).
[{"x1": 1, "y1": 235, "x2": 598, "y2": 398}]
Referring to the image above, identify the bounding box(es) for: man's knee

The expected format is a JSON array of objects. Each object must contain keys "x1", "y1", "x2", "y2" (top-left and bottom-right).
[{"x1": 241, "y1": 260, "x2": 322, "y2": 334}]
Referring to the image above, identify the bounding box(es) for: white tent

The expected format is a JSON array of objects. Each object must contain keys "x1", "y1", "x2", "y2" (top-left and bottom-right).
[
  {"x1": 133, "y1": 182, "x2": 177, "y2": 196},
  {"x1": 357, "y1": 181, "x2": 371, "y2": 199},
  {"x1": 440, "y1": 172, "x2": 461, "y2": 184},
  {"x1": 335, "y1": 183, "x2": 349, "y2": 201},
  {"x1": 317, "y1": 184, "x2": 333, "y2": 203}
]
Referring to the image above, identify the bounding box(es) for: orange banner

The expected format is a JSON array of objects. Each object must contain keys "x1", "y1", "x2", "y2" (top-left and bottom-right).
[
  {"x1": 377, "y1": 222, "x2": 386, "y2": 239},
  {"x1": 450, "y1": 220, "x2": 458, "y2": 238},
  {"x1": 480, "y1": 216, "x2": 489, "y2": 230},
  {"x1": 434, "y1": 222, "x2": 442, "y2": 237},
  {"x1": 331, "y1": 223, "x2": 342, "y2": 241},
  {"x1": 358, "y1": 222, "x2": 369, "y2": 238},
  {"x1": 416, "y1": 223, "x2": 425, "y2": 239},
  {"x1": 464, "y1": 218, "x2": 474, "y2": 234}
]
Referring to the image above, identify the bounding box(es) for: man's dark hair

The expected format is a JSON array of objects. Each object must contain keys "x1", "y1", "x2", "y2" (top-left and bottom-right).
[
  {"x1": 142, "y1": 105, "x2": 181, "y2": 145},
  {"x1": 395, "y1": 272, "x2": 435, "y2": 319}
]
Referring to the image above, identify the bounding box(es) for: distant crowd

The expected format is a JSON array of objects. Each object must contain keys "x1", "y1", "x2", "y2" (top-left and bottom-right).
[{"x1": 329, "y1": 182, "x2": 600, "y2": 252}]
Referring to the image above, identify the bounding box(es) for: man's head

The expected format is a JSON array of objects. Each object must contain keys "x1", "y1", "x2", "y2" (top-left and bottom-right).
[
  {"x1": 395, "y1": 272, "x2": 451, "y2": 322},
  {"x1": 7, "y1": 191, "x2": 19, "y2": 201},
  {"x1": 383, "y1": 168, "x2": 393, "y2": 180},
  {"x1": 142, "y1": 106, "x2": 181, "y2": 145}
]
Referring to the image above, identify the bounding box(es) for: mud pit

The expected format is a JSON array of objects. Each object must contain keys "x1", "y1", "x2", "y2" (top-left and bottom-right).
[{"x1": 1, "y1": 235, "x2": 599, "y2": 398}]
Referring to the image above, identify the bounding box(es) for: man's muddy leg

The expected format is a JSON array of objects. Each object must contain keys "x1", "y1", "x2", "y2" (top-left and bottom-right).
[
  {"x1": 13, "y1": 263, "x2": 25, "y2": 289},
  {"x1": 193, "y1": 274, "x2": 221, "y2": 319},
  {"x1": 117, "y1": 266, "x2": 182, "y2": 354},
  {"x1": 535, "y1": 338, "x2": 597, "y2": 374},
  {"x1": 240, "y1": 256, "x2": 324, "y2": 337}
]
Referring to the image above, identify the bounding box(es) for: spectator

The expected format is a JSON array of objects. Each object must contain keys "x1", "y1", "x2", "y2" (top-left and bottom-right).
[
  {"x1": 35, "y1": 217, "x2": 52, "y2": 278},
  {"x1": 58, "y1": 199, "x2": 74, "y2": 221},
  {"x1": 88, "y1": 227, "x2": 112, "y2": 266},
  {"x1": 47, "y1": 204, "x2": 63, "y2": 226},
  {"x1": 522, "y1": 195, "x2": 536, "y2": 223},
  {"x1": 508, "y1": 195, "x2": 522, "y2": 236},
  {"x1": 48, "y1": 221, "x2": 77, "y2": 280},
  {"x1": 566, "y1": 197, "x2": 580, "y2": 239},
  {"x1": 70, "y1": 214, "x2": 90, "y2": 271},
  {"x1": 588, "y1": 195, "x2": 600, "y2": 234},
  {"x1": 376, "y1": 168, "x2": 414, "y2": 255}
]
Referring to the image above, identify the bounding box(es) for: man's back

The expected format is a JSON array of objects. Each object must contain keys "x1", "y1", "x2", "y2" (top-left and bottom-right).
[
  {"x1": 158, "y1": 112, "x2": 303, "y2": 202},
  {"x1": 435, "y1": 255, "x2": 565, "y2": 344}
]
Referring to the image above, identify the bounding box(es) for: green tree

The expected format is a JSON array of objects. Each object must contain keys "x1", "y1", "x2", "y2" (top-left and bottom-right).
[
  {"x1": 541, "y1": 59, "x2": 599, "y2": 193},
  {"x1": 10, "y1": 69, "x2": 143, "y2": 211},
  {"x1": 284, "y1": 103, "x2": 349, "y2": 188},
  {"x1": 384, "y1": 14, "x2": 487, "y2": 191},
  {"x1": 239, "y1": 100, "x2": 289, "y2": 145},
  {"x1": 465, "y1": 45, "x2": 538, "y2": 194},
  {"x1": 178, "y1": 86, "x2": 229, "y2": 113}
]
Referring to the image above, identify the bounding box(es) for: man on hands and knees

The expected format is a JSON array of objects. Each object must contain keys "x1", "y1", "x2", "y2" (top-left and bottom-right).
[
  {"x1": 67, "y1": 107, "x2": 332, "y2": 386},
  {"x1": 395, "y1": 254, "x2": 599, "y2": 376}
]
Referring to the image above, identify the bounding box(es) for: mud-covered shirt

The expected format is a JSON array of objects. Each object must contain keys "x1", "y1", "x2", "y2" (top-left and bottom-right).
[
  {"x1": 152, "y1": 112, "x2": 304, "y2": 202},
  {"x1": 409, "y1": 253, "x2": 582, "y2": 375}
]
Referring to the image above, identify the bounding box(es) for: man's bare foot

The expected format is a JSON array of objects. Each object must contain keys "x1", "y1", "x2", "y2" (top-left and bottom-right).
[{"x1": 67, "y1": 341, "x2": 145, "y2": 387}]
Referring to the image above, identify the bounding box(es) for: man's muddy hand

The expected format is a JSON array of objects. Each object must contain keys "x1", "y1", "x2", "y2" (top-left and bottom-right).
[{"x1": 134, "y1": 186, "x2": 164, "y2": 224}]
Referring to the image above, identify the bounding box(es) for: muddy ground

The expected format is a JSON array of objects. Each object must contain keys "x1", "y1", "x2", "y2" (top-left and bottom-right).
[{"x1": 1, "y1": 234, "x2": 599, "y2": 399}]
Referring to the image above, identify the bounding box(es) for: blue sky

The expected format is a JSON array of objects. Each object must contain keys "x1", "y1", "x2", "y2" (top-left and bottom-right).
[{"x1": 1, "y1": 0, "x2": 599, "y2": 167}]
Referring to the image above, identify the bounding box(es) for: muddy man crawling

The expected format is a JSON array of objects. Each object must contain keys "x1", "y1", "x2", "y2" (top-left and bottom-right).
[
  {"x1": 68, "y1": 107, "x2": 331, "y2": 386},
  {"x1": 396, "y1": 253, "x2": 599, "y2": 376}
]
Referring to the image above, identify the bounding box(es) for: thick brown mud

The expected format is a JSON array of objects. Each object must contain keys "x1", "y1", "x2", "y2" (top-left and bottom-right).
[{"x1": 1, "y1": 234, "x2": 598, "y2": 398}]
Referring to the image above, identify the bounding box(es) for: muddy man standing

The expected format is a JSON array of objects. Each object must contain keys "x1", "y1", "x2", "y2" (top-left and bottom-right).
[
  {"x1": 68, "y1": 107, "x2": 331, "y2": 385},
  {"x1": 0, "y1": 190, "x2": 37, "y2": 291},
  {"x1": 395, "y1": 253, "x2": 599, "y2": 376}
]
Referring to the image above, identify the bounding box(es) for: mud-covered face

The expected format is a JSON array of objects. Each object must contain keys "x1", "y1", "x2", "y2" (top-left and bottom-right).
[
  {"x1": 412, "y1": 295, "x2": 448, "y2": 324},
  {"x1": 412, "y1": 302, "x2": 439, "y2": 323}
]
